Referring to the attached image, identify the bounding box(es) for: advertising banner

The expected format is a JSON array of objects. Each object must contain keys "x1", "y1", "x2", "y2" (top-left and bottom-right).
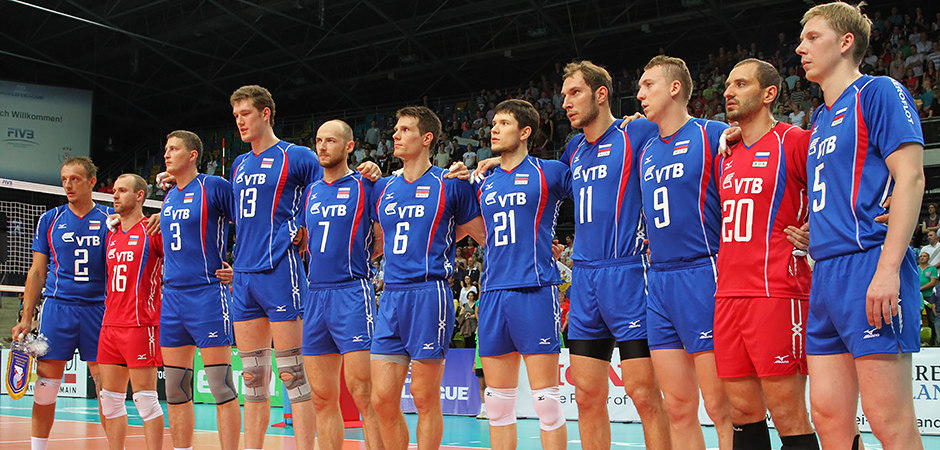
[
  {"x1": 0, "y1": 80, "x2": 92, "y2": 185},
  {"x1": 401, "y1": 348, "x2": 481, "y2": 415}
]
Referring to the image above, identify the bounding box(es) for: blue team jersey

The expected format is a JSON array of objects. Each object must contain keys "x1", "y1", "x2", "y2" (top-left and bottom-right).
[
  {"x1": 372, "y1": 166, "x2": 481, "y2": 284},
  {"x1": 31, "y1": 204, "x2": 112, "y2": 303},
  {"x1": 560, "y1": 118, "x2": 658, "y2": 262},
  {"x1": 161, "y1": 174, "x2": 236, "y2": 289},
  {"x1": 807, "y1": 75, "x2": 924, "y2": 261},
  {"x1": 474, "y1": 155, "x2": 570, "y2": 291},
  {"x1": 230, "y1": 141, "x2": 323, "y2": 272},
  {"x1": 299, "y1": 172, "x2": 376, "y2": 287},
  {"x1": 639, "y1": 118, "x2": 726, "y2": 264}
]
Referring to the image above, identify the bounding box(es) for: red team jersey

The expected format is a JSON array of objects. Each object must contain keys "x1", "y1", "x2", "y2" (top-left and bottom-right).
[
  {"x1": 104, "y1": 219, "x2": 164, "y2": 327},
  {"x1": 715, "y1": 122, "x2": 812, "y2": 299}
]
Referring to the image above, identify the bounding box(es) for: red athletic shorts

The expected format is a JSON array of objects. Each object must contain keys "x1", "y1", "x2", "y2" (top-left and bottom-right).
[
  {"x1": 97, "y1": 325, "x2": 162, "y2": 368},
  {"x1": 714, "y1": 297, "x2": 808, "y2": 378}
]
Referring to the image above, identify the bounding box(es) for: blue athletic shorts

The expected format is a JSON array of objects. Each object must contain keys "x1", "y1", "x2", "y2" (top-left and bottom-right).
[
  {"x1": 647, "y1": 256, "x2": 717, "y2": 354},
  {"x1": 161, "y1": 283, "x2": 234, "y2": 348},
  {"x1": 371, "y1": 280, "x2": 454, "y2": 360},
  {"x1": 807, "y1": 246, "x2": 920, "y2": 357},
  {"x1": 303, "y1": 279, "x2": 376, "y2": 356},
  {"x1": 37, "y1": 299, "x2": 105, "y2": 361},
  {"x1": 568, "y1": 256, "x2": 648, "y2": 342},
  {"x1": 232, "y1": 249, "x2": 306, "y2": 322},
  {"x1": 478, "y1": 285, "x2": 561, "y2": 357}
]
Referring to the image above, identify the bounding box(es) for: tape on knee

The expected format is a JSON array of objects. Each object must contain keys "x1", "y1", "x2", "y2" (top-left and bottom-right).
[
  {"x1": 133, "y1": 390, "x2": 164, "y2": 421},
  {"x1": 205, "y1": 364, "x2": 238, "y2": 405},
  {"x1": 99, "y1": 389, "x2": 128, "y2": 419},
  {"x1": 275, "y1": 347, "x2": 311, "y2": 402},
  {"x1": 484, "y1": 387, "x2": 517, "y2": 427},
  {"x1": 164, "y1": 366, "x2": 194, "y2": 405},
  {"x1": 532, "y1": 386, "x2": 565, "y2": 431},
  {"x1": 240, "y1": 348, "x2": 273, "y2": 402},
  {"x1": 33, "y1": 377, "x2": 61, "y2": 406}
]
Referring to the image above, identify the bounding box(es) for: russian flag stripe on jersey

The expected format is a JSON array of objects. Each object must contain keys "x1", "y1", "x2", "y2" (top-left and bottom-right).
[
  {"x1": 261, "y1": 157, "x2": 274, "y2": 168},
  {"x1": 89, "y1": 220, "x2": 101, "y2": 230},
  {"x1": 850, "y1": 89, "x2": 869, "y2": 250}
]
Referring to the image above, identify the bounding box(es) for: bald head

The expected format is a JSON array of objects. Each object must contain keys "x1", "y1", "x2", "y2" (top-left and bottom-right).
[
  {"x1": 316, "y1": 119, "x2": 356, "y2": 170},
  {"x1": 320, "y1": 120, "x2": 354, "y2": 143}
]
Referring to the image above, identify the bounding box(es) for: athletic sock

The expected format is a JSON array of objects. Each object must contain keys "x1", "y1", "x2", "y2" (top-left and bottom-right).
[
  {"x1": 732, "y1": 420, "x2": 771, "y2": 450},
  {"x1": 852, "y1": 434, "x2": 861, "y2": 450},
  {"x1": 30, "y1": 437, "x2": 48, "y2": 450},
  {"x1": 780, "y1": 432, "x2": 820, "y2": 450}
]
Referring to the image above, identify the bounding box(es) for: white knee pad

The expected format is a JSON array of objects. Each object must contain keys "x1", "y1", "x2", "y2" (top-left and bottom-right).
[
  {"x1": 99, "y1": 389, "x2": 128, "y2": 419},
  {"x1": 532, "y1": 386, "x2": 565, "y2": 431},
  {"x1": 484, "y1": 387, "x2": 517, "y2": 427},
  {"x1": 32, "y1": 377, "x2": 61, "y2": 406},
  {"x1": 133, "y1": 390, "x2": 164, "y2": 421}
]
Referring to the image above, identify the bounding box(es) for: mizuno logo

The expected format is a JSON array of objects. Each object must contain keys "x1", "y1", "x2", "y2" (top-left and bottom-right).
[
  {"x1": 276, "y1": 305, "x2": 287, "y2": 312},
  {"x1": 773, "y1": 355, "x2": 789, "y2": 364},
  {"x1": 384, "y1": 192, "x2": 395, "y2": 200},
  {"x1": 628, "y1": 320, "x2": 641, "y2": 329},
  {"x1": 57, "y1": 224, "x2": 67, "y2": 229},
  {"x1": 137, "y1": 354, "x2": 148, "y2": 360},
  {"x1": 699, "y1": 330, "x2": 713, "y2": 339},
  {"x1": 208, "y1": 331, "x2": 218, "y2": 338},
  {"x1": 539, "y1": 338, "x2": 551, "y2": 345},
  {"x1": 863, "y1": 328, "x2": 880, "y2": 339},
  {"x1": 353, "y1": 335, "x2": 364, "y2": 343},
  {"x1": 422, "y1": 343, "x2": 435, "y2": 350}
]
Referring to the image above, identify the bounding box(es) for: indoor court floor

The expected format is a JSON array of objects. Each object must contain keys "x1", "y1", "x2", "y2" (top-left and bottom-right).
[{"x1": 1, "y1": 396, "x2": 937, "y2": 448}]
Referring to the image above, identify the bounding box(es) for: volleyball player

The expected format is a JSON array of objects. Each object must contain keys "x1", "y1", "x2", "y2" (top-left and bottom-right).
[
  {"x1": 798, "y1": 3, "x2": 924, "y2": 448},
  {"x1": 160, "y1": 130, "x2": 241, "y2": 450},
  {"x1": 298, "y1": 119, "x2": 383, "y2": 449},
  {"x1": 370, "y1": 106, "x2": 485, "y2": 449},
  {"x1": 11, "y1": 157, "x2": 111, "y2": 450},
  {"x1": 472, "y1": 99, "x2": 569, "y2": 449},
  {"x1": 636, "y1": 55, "x2": 732, "y2": 448},
  {"x1": 716, "y1": 58, "x2": 818, "y2": 449},
  {"x1": 97, "y1": 173, "x2": 164, "y2": 450},
  {"x1": 559, "y1": 61, "x2": 671, "y2": 449}
]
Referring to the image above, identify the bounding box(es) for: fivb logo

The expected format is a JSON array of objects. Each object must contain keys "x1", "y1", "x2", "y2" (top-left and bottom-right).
[{"x1": 5, "y1": 128, "x2": 38, "y2": 147}]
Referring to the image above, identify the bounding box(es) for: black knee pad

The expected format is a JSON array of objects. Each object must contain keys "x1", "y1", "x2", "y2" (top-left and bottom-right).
[{"x1": 568, "y1": 338, "x2": 615, "y2": 361}]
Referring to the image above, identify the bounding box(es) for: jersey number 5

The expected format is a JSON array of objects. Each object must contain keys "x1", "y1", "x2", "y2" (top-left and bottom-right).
[{"x1": 812, "y1": 163, "x2": 826, "y2": 212}]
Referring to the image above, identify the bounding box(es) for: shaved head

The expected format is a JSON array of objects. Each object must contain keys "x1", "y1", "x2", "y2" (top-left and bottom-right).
[{"x1": 320, "y1": 120, "x2": 354, "y2": 143}]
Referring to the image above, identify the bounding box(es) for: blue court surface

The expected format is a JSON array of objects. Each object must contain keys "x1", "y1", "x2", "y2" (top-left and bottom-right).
[{"x1": 2, "y1": 396, "x2": 939, "y2": 448}]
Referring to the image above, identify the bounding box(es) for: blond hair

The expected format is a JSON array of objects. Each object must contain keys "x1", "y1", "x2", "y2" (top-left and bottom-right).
[
  {"x1": 801, "y1": 2, "x2": 871, "y2": 65},
  {"x1": 644, "y1": 55, "x2": 694, "y2": 103}
]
